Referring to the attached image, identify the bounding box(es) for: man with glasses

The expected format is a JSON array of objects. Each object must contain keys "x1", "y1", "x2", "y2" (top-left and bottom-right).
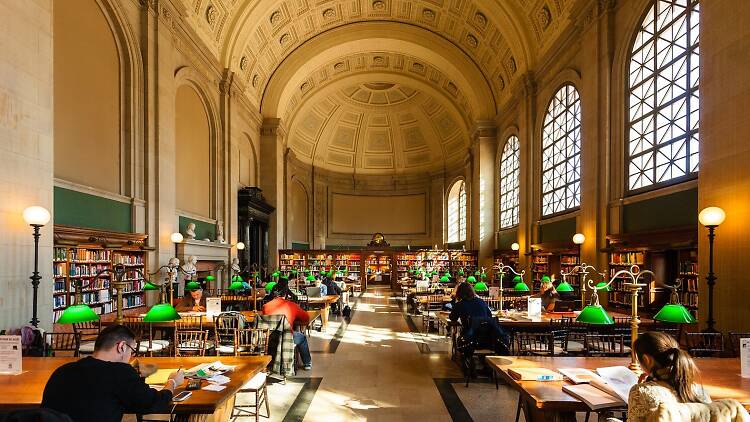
[{"x1": 42, "y1": 325, "x2": 184, "y2": 422}]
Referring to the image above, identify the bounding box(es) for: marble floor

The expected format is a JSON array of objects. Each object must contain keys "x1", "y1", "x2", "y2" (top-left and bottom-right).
[{"x1": 234, "y1": 288, "x2": 577, "y2": 422}]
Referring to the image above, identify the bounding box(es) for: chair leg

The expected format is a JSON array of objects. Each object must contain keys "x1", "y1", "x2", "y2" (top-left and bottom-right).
[
  {"x1": 585, "y1": 411, "x2": 590, "y2": 422},
  {"x1": 263, "y1": 384, "x2": 270, "y2": 418},
  {"x1": 514, "y1": 394, "x2": 523, "y2": 422}
]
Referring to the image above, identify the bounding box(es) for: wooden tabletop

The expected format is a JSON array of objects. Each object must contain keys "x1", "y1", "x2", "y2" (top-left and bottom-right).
[
  {"x1": 306, "y1": 295, "x2": 340, "y2": 305},
  {"x1": 0, "y1": 356, "x2": 271, "y2": 414},
  {"x1": 103, "y1": 311, "x2": 257, "y2": 329},
  {"x1": 436, "y1": 310, "x2": 654, "y2": 328},
  {"x1": 487, "y1": 356, "x2": 750, "y2": 412}
]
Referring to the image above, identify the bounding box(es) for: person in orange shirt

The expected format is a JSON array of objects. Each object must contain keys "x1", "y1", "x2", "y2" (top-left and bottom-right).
[{"x1": 262, "y1": 288, "x2": 312, "y2": 370}]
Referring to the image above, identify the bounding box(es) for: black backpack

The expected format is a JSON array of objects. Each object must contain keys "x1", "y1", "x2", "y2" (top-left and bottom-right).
[{"x1": 342, "y1": 305, "x2": 351, "y2": 319}]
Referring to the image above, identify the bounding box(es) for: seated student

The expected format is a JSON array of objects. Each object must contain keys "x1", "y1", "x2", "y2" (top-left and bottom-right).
[
  {"x1": 415, "y1": 274, "x2": 430, "y2": 290},
  {"x1": 174, "y1": 285, "x2": 206, "y2": 311},
  {"x1": 315, "y1": 278, "x2": 327, "y2": 296},
  {"x1": 262, "y1": 290, "x2": 312, "y2": 370},
  {"x1": 531, "y1": 278, "x2": 559, "y2": 312},
  {"x1": 270, "y1": 277, "x2": 297, "y2": 301},
  {"x1": 449, "y1": 282, "x2": 492, "y2": 327},
  {"x1": 42, "y1": 325, "x2": 183, "y2": 422},
  {"x1": 322, "y1": 277, "x2": 343, "y2": 313},
  {"x1": 624, "y1": 331, "x2": 711, "y2": 422}
]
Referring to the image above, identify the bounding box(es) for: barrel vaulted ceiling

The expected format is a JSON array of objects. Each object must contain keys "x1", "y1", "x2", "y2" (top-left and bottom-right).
[{"x1": 173, "y1": 0, "x2": 580, "y2": 173}]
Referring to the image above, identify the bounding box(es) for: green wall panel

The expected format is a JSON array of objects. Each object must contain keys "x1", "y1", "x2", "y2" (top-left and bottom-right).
[
  {"x1": 498, "y1": 229, "x2": 518, "y2": 249},
  {"x1": 291, "y1": 242, "x2": 310, "y2": 250},
  {"x1": 179, "y1": 216, "x2": 216, "y2": 240},
  {"x1": 539, "y1": 217, "x2": 576, "y2": 243},
  {"x1": 623, "y1": 188, "x2": 697, "y2": 233},
  {"x1": 54, "y1": 187, "x2": 132, "y2": 232}
]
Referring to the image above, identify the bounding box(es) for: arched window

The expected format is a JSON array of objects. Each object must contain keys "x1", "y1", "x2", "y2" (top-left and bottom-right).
[
  {"x1": 499, "y1": 135, "x2": 520, "y2": 228},
  {"x1": 541, "y1": 84, "x2": 581, "y2": 216},
  {"x1": 447, "y1": 180, "x2": 467, "y2": 242},
  {"x1": 627, "y1": 0, "x2": 700, "y2": 191}
]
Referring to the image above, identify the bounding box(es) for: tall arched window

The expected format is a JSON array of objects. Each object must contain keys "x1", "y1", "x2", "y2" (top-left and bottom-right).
[
  {"x1": 541, "y1": 84, "x2": 581, "y2": 216},
  {"x1": 499, "y1": 135, "x2": 520, "y2": 228},
  {"x1": 447, "y1": 180, "x2": 467, "y2": 242},
  {"x1": 627, "y1": 0, "x2": 700, "y2": 191}
]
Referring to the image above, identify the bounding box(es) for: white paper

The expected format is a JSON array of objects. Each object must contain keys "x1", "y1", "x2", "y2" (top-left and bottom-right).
[
  {"x1": 528, "y1": 297, "x2": 542, "y2": 317},
  {"x1": 208, "y1": 374, "x2": 231, "y2": 385},
  {"x1": 0, "y1": 335, "x2": 22, "y2": 375},
  {"x1": 595, "y1": 366, "x2": 639, "y2": 402},
  {"x1": 202, "y1": 384, "x2": 226, "y2": 392},
  {"x1": 741, "y1": 338, "x2": 750, "y2": 378},
  {"x1": 206, "y1": 297, "x2": 221, "y2": 318}
]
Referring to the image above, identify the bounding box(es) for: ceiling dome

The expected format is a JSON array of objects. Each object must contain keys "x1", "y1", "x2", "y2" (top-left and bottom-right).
[{"x1": 288, "y1": 82, "x2": 468, "y2": 175}]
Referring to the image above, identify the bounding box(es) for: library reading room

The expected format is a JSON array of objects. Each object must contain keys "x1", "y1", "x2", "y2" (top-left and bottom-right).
[{"x1": 2, "y1": 0, "x2": 750, "y2": 421}]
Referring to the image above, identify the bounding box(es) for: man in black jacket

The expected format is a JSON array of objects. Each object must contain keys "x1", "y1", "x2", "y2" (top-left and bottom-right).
[{"x1": 42, "y1": 325, "x2": 184, "y2": 422}]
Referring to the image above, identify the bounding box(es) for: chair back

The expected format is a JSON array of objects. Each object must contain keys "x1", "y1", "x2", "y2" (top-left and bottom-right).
[
  {"x1": 485, "y1": 298, "x2": 502, "y2": 312},
  {"x1": 72, "y1": 320, "x2": 100, "y2": 342},
  {"x1": 175, "y1": 315, "x2": 203, "y2": 331},
  {"x1": 425, "y1": 295, "x2": 444, "y2": 311},
  {"x1": 237, "y1": 328, "x2": 270, "y2": 356},
  {"x1": 685, "y1": 332, "x2": 724, "y2": 357},
  {"x1": 515, "y1": 332, "x2": 555, "y2": 356},
  {"x1": 44, "y1": 332, "x2": 80, "y2": 357},
  {"x1": 175, "y1": 330, "x2": 208, "y2": 357},
  {"x1": 584, "y1": 333, "x2": 628, "y2": 356},
  {"x1": 215, "y1": 312, "x2": 246, "y2": 329},
  {"x1": 729, "y1": 332, "x2": 750, "y2": 358}
]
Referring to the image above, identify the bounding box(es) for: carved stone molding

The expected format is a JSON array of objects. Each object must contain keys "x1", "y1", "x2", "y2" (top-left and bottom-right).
[
  {"x1": 472, "y1": 122, "x2": 498, "y2": 140},
  {"x1": 261, "y1": 118, "x2": 286, "y2": 138}
]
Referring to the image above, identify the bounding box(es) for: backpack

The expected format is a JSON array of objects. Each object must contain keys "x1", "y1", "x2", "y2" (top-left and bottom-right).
[{"x1": 342, "y1": 305, "x2": 351, "y2": 319}]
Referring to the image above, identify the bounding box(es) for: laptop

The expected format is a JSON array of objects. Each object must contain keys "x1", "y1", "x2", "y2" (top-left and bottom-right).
[{"x1": 306, "y1": 286, "x2": 322, "y2": 298}]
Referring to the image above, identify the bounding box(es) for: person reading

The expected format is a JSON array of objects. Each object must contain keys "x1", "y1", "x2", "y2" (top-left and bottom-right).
[
  {"x1": 175, "y1": 286, "x2": 206, "y2": 311},
  {"x1": 41, "y1": 325, "x2": 184, "y2": 422},
  {"x1": 262, "y1": 290, "x2": 312, "y2": 370},
  {"x1": 532, "y1": 277, "x2": 559, "y2": 312}
]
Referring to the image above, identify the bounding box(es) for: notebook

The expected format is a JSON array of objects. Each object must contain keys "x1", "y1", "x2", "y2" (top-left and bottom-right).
[
  {"x1": 507, "y1": 367, "x2": 563, "y2": 381},
  {"x1": 562, "y1": 384, "x2": 627, "y2": 410}
]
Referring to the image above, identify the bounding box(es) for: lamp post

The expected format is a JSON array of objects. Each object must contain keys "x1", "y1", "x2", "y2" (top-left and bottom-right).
[
  {"x1": 23, "y1": 206, "x2": 51, "y2": 327},
  {"x1": 492, "y1": 263, "x2": 525, "y2": 311},
  {"x1": 572, "y1": 233, "x2": 585, "y2": 302},
  {"x1": 698, "y1": 206, "x2": 725, "y2": 333}
]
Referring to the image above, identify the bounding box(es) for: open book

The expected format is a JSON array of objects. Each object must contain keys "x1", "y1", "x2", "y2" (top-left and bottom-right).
[
  {"x1": 184, "y1": 361, "x2": 236, "y2": 380},
  {"x1": 559, "y1": 366, "x2": 638, "y2": 410}
]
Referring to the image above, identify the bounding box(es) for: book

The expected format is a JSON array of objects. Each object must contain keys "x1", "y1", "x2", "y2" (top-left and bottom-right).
[
  {"x1": 508, "y1": 367, "x2": 563, "y2": 381},
  {"x1": 562, "y1": 383, "x2": 626, "y2": 410},
  {"x1": 594, "y1": 366, "x2": 639, "y2": 402},
  {"x1": 557, "y1": 368, "x2": 604, "y2": 384}
]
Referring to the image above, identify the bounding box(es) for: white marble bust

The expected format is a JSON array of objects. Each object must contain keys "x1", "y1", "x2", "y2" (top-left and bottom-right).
[
  {"x1": 185, "y1": 223, "x2": 196, "y2": 240},
  {"x1": 216, "y1": 221, "x2": 225, "y2": 243},
  {"x1": 182, "y1": 255, "x2": 197, "y2": 279},
  {"x1": 231, "y1": 257, "x2": 241, "y2": 273}
]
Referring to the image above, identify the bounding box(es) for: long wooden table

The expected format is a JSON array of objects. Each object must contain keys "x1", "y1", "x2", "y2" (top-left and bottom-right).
[
  {"x1": 487, "y1": 356, "x2": 750, "y2": 422},
  {"x1": 102, "y1": 311, "x2": 257, "y2": 329},
  {"x1": 435, "y1": 310, "x2": 655, "y2": 330},
  {"x1": 305, "y1": 295, "x2": 340, "y2": 329},
  {"x1": 0, "y1": 356, "x2": 271, "y2": 421}
]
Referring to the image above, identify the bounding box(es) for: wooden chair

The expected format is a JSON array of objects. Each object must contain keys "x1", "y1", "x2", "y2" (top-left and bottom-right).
[
  {"x1": 213, "y1": 312, "x2": 248, "y2": 356},
  {"x1": 123, "y1": 316, "x2": 166, "y2": 357},
  {"x1": 44, "y1": 332, "x2": 80, "y2": 357},
  {"x1": 174, "y1": 330, "x2": 210, "y2": 357},
  {"x1": 421, "y1": 295, "x2": 444, "y2": 333},
  {"x1": 729, "y1": 332, "x2": 750, "y2": 358},
  {"x1": 685, "y1": 332, "x2": 724, "y2": 357},
  {"x1": 485, "y1": 298, "x2": 502, "y2": 312},
  {"x1": 231, "y1": 328, "x2": 272, "y2": 422},
  {"x1": 515, "y1": 332, "x2": 555, "y2": 356},
  {"x1": 72, "y1": 320, "x2": 101, "y2": 356},
  {"x1": 652, "y1": 325, "x2": 682, "y2": 343},
  {"x1": 585, "y1": 334, "x2": 629, "y2": 356}
]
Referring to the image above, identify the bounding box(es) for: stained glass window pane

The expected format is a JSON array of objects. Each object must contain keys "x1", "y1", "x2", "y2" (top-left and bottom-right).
[
  {"x1": 499, "y1": 136, "x2": 520, "y2": 229},
  {"x1": 541, "y1": 84, "x2": 581, "y2": 216},
  {"x1": 627, "y1": 0, "x2": 699, "y2": 191}
]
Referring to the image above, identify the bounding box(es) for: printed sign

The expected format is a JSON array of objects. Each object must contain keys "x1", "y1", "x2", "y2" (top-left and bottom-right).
[
  {"x1": 0, "y1": 335, "x2": 22, "y2": 375},
  {"x1": 741, "y1": 338, "x2": 750, "y2": 379},
  {"x1": 206, "y1": 297, "x2": 221, "y2": 319},
  {"x1": 528, "y1": 297, "x2": 542, "y2": 317},
  {"x1": 489, "y1": 286, "x2": 500, "y2": 298}
]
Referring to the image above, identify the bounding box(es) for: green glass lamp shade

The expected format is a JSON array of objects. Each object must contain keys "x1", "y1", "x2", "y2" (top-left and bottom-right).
[
  {"x1": 57, "y1": 304, "x2": 100, "y2": 324},
  {"x1": 595, "y1": 281, "x2": 612, "y2": 292},
  {"x1": 439, "y1": 275, "x2": 450, "y2": 283},
  {"x1": 185, "y1": 281, "x2": 201, "y2": 291},
  {"x1": 556, "y1": 281, "x2": 575, "y2": 292},
  {"x1": 466, "y1": 276, "x2": 477, "y2": 284},
  {"x1": 265, "y1": 281, "x2": 277, "y2": 293},
  {"x1": 474, "y1": 270, "x2": 481, "y2": 276},
  {"x1": 306, "y1": 274, "x2": 316, "y2": 282},
  {"x1": 513, "y1": 276, "x2": 522, "y2": 283},
  {"x1": 271, "y1": 271, "x2": 280, "y2": 277},
  {"x1": 540, "y1": 275, "x2": 551, "y2": 283},
  {"x1": 458, "y1": 268, "x2": 465, "y2": 276},
  {"x1": 474, "y1": 281, "x2": 488, "y2": 292},
  {"x1": 205, "y1": 275, "x2": 215, "y2": 282},
  {"x1": 480, "y1": 273, "x2": 487, "y2": 279},
  {"x1": 143, "y1": 303, "x2": 181, "y2": 323},
  {"x1": 408, "y1": 269, "x2": 414, "y2": 274},
  {"x1": 514, "y1": 282, "x2": 530, "y2": 292},
  {"x1": 232, "y1": 275, "x2": 244, "y2": 282},
  {"x1": 228, "y1": 281, "x2": 244, "y2": 291},
  {"x1": 654, "y1": 304, "x2": 696, "y2": 324},
  {"x1": 444, "y1": 271, "x2": 452, "y2": 278},
  {"x1": 143, "y1": 281, "x2": 159, "y2": 291},
  {"x1": 576, "y1": 305, "x2": 614, "y2": 325}
]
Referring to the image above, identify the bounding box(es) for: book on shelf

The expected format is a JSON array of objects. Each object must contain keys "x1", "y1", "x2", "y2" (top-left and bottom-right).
[{"x1": 610, "y1": 251, "x2": 645, "y2": 265}]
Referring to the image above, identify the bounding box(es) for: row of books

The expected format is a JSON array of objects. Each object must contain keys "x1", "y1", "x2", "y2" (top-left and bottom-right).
[
  {"x1": 683, "y1": 291, "x2": 699, "y2": 306},
  {"x1": 113, "y1": 254, "x2": 144, "y2": 265},
  {"x1": 70, "y1": 248, "x2": 111, "y2": 262},
  {"x1": 679, "y1": 261, "x2": 699, "y2": 274},
  {"x1": 54, "y1": 279, "x2": 66, "y2": 292},
  {"x1": 71, "y1": 290, "x2": 111, "y2": 305},
  {"x1": 560, "y1": 255, "x2": 579, "y2": 265},
  {"x1": 54, "y1": 248, "x2": 68, "y2": 261},
  {"x1": 610, "y1": 251, "x2": 645, "y2": 265},
  {"x1": 53, "y1": 295, "x2": 67, "y2": 309},
  {"x1": 608, "y1": 292, "x2": 645, "y2": 307},
  {"x1": 69, "y1": 263, "x2": 110, "y2": 277},
  {"x1": 53, "y1": 263, "x2": 67, "y2": 277}
]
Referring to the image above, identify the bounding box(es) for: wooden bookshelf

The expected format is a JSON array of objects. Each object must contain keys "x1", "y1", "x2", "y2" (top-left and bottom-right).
[
  {"x1": 493, "y1": 249, "x2": 519, "y2": 288},
  {"x1": 530, "y1": 243, "x2": 581, "y2": 295},
  {"x1": 278, "y1": 249, "x2": 363, "y2": 280},
  {"x1": 53, "y1": 225, "x2": 149, "y2": 323},
  {"x1": 605, "y1": 227, "x2": 698, "y2": 315}
]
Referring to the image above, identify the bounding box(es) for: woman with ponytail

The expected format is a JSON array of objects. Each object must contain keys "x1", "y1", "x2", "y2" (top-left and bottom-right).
[{"x1": 626, "y1": 331, "x2": 710, "y2": 421}]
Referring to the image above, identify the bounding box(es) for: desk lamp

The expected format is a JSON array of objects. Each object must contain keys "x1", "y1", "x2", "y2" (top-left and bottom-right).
[
  {"x1": 513, "y1": 275, "x2": 530, "y2": 292},
  {"x1": 653, "y1": 279, "x2": 696, "y2": 324}
]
